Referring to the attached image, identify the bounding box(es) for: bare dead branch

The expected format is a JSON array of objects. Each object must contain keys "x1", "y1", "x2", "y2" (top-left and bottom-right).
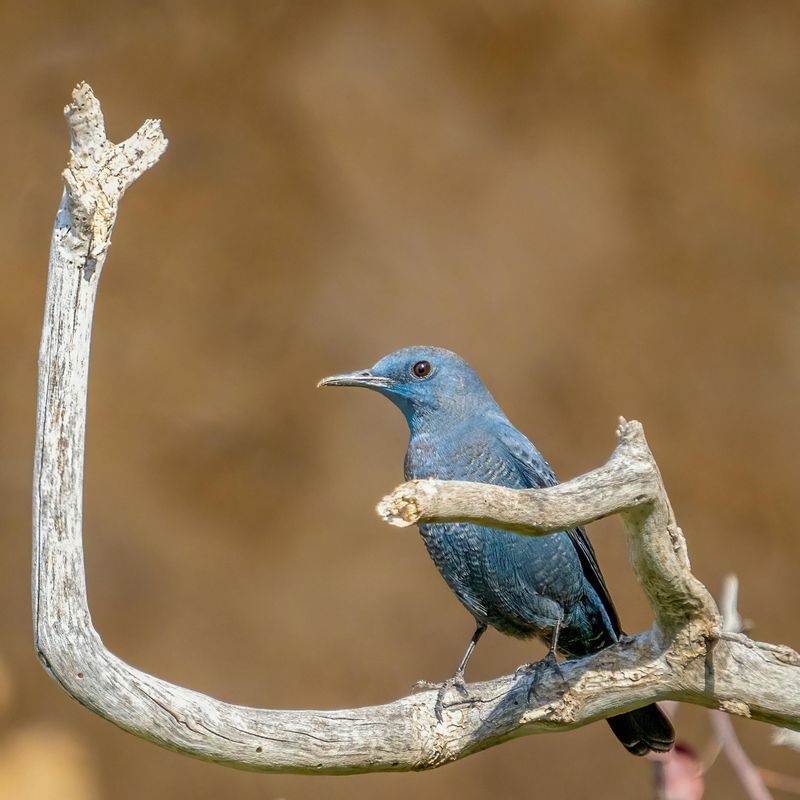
[{"x1": 33, "y1": 84, "x2": 800, "y2": 776}]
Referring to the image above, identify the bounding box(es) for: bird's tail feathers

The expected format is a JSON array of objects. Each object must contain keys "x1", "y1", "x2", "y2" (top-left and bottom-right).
[{"x1": 606, "y1": 704, "x2": 675, "y2": 756}]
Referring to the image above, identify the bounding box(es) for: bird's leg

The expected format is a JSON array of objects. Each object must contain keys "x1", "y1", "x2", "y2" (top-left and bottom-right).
[
  {"x1": 543, "y1": 615, "x2": 562, "y2": 665},
  {"x1": 451, "y1": 623, "x2": 487, "y2": 691},
  {"x1": 414, "y1": 624, "x2": 487, "y2": 722},
  {"x1": 516, "y1": 613, "x2": 565, "y2": 702}
]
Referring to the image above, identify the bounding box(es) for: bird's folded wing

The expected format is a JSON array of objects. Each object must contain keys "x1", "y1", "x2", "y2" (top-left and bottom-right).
[{"x1": 496, "y1": 424, "x2": 622, "y2": 636}]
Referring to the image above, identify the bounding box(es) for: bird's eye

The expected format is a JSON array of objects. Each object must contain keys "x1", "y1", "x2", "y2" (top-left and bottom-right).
[{"x1": 412, "y1": 360, "x2": 431, "y2": 378}]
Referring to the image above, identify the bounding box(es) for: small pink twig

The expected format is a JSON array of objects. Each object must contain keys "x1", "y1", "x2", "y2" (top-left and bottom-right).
[
  {"x1": 709, "y1": 576, "x2": 772, "y2": 800},
  {"x1": 710, "y1": 710, "x2": 772, "y2": 800}
]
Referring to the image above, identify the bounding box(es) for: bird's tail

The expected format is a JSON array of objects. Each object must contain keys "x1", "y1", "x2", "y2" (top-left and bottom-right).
[{"x1": 606, "y1": 704, "x2": 675, "y2": 756}]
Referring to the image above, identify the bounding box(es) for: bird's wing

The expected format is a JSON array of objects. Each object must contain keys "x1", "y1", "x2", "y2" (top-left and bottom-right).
[{"x1": 496, "y1": 424, "x2": 622, "y2": 635}]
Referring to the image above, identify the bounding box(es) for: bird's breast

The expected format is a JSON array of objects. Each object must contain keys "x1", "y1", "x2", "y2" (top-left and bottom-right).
[
  {"x1": 404, "y1": 426, "x2": 588, "y2": 638},
  {"x1": 405, "y1": 431, "x2": 520, "y2": 487}
]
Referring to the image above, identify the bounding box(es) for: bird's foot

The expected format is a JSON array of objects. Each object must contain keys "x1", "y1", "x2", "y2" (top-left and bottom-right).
[
  {"x1": 516, "y1": 651, "x2": 563, "y2": 703},
  {"x1": 413, "y1": 674, "x2": 470, "y2": 722}
]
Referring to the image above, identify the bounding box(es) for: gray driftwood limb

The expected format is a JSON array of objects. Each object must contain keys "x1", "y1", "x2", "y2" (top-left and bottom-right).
[{"x1": 33, "y1": 85, "x2": 800, "y2": 776}]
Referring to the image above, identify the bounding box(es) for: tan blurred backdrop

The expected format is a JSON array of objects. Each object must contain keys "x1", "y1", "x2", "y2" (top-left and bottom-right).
[{"x1": 1, "y1": 2, "x2": 799, "y2": 798}]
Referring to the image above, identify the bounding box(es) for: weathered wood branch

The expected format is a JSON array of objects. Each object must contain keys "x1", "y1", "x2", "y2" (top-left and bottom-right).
[{"x1": 33, "y1": 85, "x2": 800, "y2": 776}]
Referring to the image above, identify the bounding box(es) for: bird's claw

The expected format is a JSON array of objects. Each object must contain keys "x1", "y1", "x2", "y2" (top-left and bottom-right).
[
  {"x1": 414, "y1": 674, "x2": 470, "y2": 722},
  {"x1": 517, "y1": 651, "x2": 563, "y2": 703},
  {"x1": 435, "y1": 674, "x2": 470, "y2": 722}
]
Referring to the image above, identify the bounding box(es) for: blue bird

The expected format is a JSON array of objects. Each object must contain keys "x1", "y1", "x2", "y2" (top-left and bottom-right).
[{"x1": 320, "y1": 346, "x2": 674, "y2": 755}]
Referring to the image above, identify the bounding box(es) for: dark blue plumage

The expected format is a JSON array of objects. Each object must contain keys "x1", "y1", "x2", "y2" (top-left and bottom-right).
[{"x1": 320, "y1": 346, "x2": 673, "y2": 756}]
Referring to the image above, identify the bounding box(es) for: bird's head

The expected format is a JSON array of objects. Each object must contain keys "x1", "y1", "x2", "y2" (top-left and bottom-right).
[{"x1": 318, "y1": 346, "x2": 497, "y2": 429}]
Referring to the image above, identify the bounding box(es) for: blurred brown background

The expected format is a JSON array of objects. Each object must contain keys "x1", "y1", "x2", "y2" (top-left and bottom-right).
[{"x1": 2, "y1": 1, "x2": 799, "y2": 798}]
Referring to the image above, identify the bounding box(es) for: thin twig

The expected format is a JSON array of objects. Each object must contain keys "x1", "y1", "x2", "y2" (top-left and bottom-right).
[
  {"x1": 711, "y1": 712, "x2": 772, "y2": 800},
  {"x1": 712, "y1": 576, "x2": 773, "y2": 800}
]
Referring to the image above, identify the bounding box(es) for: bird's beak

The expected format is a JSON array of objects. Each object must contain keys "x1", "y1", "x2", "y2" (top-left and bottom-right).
[{"x1": 317, "y1": 369, "x2": 394, "y2": 390}]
